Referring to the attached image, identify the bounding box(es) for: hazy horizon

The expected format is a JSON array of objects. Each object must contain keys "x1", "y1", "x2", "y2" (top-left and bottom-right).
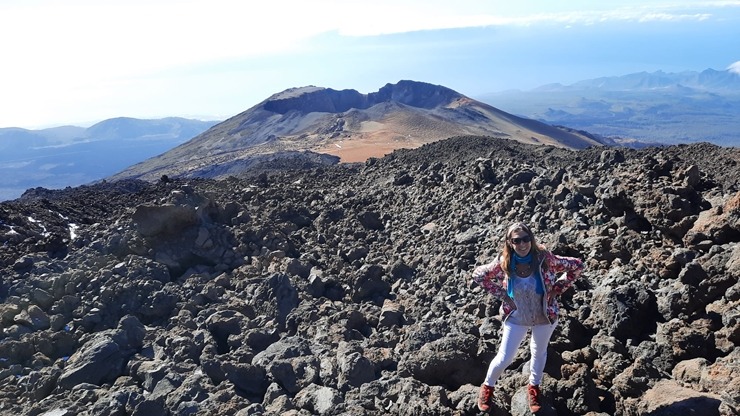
[{"x1": 2, "y1": 0, "x2": 740, "y2": 129}]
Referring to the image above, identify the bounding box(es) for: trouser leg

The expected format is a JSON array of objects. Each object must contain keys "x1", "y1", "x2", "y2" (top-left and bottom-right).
[
  {"x1": 484, "y1": 321, "x2": 529, "y2": 386},
  {"x1": 528, "y1": 320, "x2": 558, "y2": 385}
]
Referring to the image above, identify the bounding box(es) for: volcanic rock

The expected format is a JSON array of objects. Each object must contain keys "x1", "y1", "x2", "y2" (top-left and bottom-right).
[{"x1": 0, "y1": 137, "x2": 738, "y2": 415}]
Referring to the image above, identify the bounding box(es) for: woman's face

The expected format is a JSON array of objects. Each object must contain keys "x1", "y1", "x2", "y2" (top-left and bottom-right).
[{"x1": 509, "y1": 230, "x2": 532, "y2": 257}]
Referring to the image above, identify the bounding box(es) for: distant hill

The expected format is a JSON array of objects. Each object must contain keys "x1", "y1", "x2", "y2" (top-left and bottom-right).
[
  {"x1": 478, "y1": 68, "x2": 740, "y2": 147},
  {"x1": 539, "y1": 68, "x2": 740, "y2": 92},
  {"x1": 0, "y1": 117, "x2": 218, "y2": 201},
  {"x1": 111, "y1": 80, "x2": 605, "y2": 181}
]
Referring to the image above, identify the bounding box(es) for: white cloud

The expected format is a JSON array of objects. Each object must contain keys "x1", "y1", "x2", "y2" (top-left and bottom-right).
[
  {"x1": 728, "y1": 61, "x2": 740, "y2": 74},
  {"x1": 330, "y1": 3, "x2": 719, "y2": 36},
  {"x1": 636, "y1": 13, "x2": 711, "y2": 22},
  {"x1": 0, "y1": 0, "x2": 728, "y2": 75},
  {"x1": 1, "y1": 0, "x2": 739, "y2": 128}
]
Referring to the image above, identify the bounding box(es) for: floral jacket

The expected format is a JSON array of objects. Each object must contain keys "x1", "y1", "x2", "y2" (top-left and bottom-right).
[{"x1": 472, "y1": 251, "x2": 584, "y2": 323}]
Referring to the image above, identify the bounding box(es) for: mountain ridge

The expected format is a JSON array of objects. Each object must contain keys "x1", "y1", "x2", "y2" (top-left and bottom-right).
[
  {"x1": 478, "y1": 68, "x2": 740, "y2": 147},
  {"x1": 262, "y1": 81, "x2": 463, "y2": 114},
  {"x1": 530, "y1": 68, "x2": 740, "y2": 92}
]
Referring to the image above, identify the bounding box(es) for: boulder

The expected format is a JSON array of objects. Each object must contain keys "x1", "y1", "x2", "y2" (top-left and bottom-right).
[
  {"x1": 618, "y1": 379, "x2": 722, "y2": 416},
  {"x1": 398, "y1": 333, "x2": 483, "y2": 389},
  {"x1": 293, "y1": 383, "x2": 343, "y2": 415},
  {"x1": 57, "y1": 335, "x2": 125, "y2": 389},
  {"x1": 131, "y1": 204, "x2": 198, "y2": 237}
]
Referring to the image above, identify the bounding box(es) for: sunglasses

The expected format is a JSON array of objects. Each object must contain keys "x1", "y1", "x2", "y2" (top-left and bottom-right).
[{"x1": 510, "y1": 236, "x2": 532, "y2": 245}]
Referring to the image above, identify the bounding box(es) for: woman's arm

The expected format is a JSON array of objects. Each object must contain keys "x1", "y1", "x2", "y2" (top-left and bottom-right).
[
  {"x1": 546, "y1": 252, "x2": 584, "y2": 296},
  {"x1": 472, "y1": 260, "x2": 508, "y2": 299}
]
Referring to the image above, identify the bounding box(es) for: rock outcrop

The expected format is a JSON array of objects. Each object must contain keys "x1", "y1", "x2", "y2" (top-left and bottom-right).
[{"x1": 1, "y1": 137, "x2": 738, "y2": 415}]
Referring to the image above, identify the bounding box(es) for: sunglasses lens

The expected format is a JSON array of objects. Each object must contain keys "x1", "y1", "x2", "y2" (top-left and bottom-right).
[{"x1": 511, "y1": 236, "x2": 531, "y2": 244}]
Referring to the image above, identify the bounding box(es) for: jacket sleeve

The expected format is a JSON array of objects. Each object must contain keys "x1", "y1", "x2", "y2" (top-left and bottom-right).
[
  {"x1": 472, "y1": 260, "x2": 508, "y2": 299},
  {"x1": 547, "y1": 252, "x2": 584, "y2": 296}
]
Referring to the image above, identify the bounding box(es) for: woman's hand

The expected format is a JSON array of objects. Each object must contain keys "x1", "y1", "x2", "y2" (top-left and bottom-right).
[{"x1": 503, "y1": 297, "x2": 516, "y2": 310}]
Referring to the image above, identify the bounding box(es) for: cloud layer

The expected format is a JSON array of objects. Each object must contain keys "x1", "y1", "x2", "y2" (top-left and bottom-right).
[
  {"x1": 728, "y1": 61, "x2": 740, "y2": 74},
  {"x1": 2, "y1": 0, "x2": 740, "y2": 128}
]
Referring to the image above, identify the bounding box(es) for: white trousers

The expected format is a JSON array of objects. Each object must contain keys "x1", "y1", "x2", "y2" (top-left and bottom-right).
[{"x1": 483, "y1": 319, "x2": 558, "y2": 386}]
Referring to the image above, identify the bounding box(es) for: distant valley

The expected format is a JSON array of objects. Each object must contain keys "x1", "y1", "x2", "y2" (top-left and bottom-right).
[
  {"x1": 478, "y1": 68, "x2": 740, "y2": 147},
  {"x1": 0, "y1": 118, "x2": 218, "y2": 201}
]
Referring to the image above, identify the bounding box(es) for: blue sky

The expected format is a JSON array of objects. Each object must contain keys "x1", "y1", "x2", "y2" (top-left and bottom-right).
[{"x1": 2, "y1": 0, "x2": 740, "y2": 129}]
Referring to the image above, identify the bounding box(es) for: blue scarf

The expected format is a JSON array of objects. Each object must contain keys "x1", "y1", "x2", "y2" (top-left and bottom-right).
[{"x1": 507, "y1": 252, "x2": 545, "y2": 298}]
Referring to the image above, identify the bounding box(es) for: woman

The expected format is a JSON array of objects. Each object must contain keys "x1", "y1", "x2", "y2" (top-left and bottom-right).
[{"x1": 472, "y1": 222, "x2": 583, "y2": 413}]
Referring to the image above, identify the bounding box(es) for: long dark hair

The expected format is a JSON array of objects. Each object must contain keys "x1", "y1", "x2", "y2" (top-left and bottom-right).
[{"x1": 500, "y1": 222, "x2": 547, "y2": 274}]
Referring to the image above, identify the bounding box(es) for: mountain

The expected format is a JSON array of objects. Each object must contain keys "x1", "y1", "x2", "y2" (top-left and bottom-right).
[
  {"x1": 111, "y1": 80, "x2": 605, "y2": 181},
  {"x1": 1, "y1": 137, "x2": 738, "y2": 415},
  {"x1": 538, "y1": 68, "x2": 740, "y2": 92},
  {"x1": 84, "y1": 117, "x2": 213, "y2": 142},
  {"x1": 478, "y1": 68, "x2": 740, "y2": 147},
  {"x1": 0, "y1": 117, "x2": 218, "y2": 201}
]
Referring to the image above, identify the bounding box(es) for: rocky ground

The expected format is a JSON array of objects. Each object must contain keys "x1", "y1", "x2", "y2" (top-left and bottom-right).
[{"x1": 0, "y1": 136, "x2": 738, "y2": 416}]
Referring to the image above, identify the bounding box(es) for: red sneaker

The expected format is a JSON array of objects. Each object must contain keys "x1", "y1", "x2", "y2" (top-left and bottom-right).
[
  {"x1": 477, "y1": 384, "x2": 494, "y2": 412},
  {"x1": 528, "y1": 384, "x2": 542, "y2": 413}
]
